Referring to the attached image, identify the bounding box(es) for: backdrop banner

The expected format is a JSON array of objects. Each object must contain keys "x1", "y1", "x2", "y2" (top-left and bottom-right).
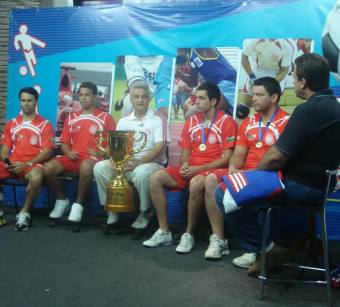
[{"x1": 7, "y1": 0, "x2": 340, "y2": 126}]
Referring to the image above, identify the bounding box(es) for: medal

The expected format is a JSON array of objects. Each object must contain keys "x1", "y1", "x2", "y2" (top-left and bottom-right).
[
  {"x1": 199, "y1": 143, "x2": 206, "y2": 151},
  {"x1": 256, "y1": 142, "x2": 262, "y2": 148}
]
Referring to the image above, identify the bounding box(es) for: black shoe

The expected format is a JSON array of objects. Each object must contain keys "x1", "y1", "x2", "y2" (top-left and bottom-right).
[{"x1": 131, "y1": 228, "x2": 147, "y2": 240}]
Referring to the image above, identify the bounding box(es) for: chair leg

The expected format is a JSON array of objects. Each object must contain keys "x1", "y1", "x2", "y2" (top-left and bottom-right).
[
  {"x1": 321, "y1": 206, "x2": 332, "y2": 307},
  {"x1": 12, "y1": 185, "x2": 18, "y2": 214},
  {"x1": 260, "y1": 207, "x2": 272, "y2": 299}
]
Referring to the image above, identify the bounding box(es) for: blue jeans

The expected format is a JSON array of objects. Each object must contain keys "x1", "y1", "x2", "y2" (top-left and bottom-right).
[{"x1": 215, "y1": 177, "x2": 324, "y2": 253}]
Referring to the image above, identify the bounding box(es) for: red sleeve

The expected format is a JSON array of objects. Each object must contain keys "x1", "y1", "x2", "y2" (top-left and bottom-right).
[
  {"x1": 59, "y1": 115, "x2": 71, "y2": 145},
  {"x1": 104, "y1": 114, "x2": 116, "y2": 131},
  {"x1": 0, "y1": 121, "x2": 13, "y2": 148},
  {"x1": 179, "y1": 119, "x2": 192, "y2": 150},
  {"x1": 41, "y1": 122, "x2": 54, "y2": 149},
  {"x1": 221, "y1": 117, "x2": 238, "y2": 149},
  {"x1": 236, "y1": 118, "x2": 249, "y2": 149}
]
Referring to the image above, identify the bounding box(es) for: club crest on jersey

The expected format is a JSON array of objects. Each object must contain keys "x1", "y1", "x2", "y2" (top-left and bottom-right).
[
  {"x1": 208, "y1": 135, "x2": 217, "y2": 144},
  {"x1": 246, "y1": 133, "x2": 256, "y2": 141},
  {"x1": 72, "y1": 125, "x2": 81, "y2": 133},
  {"x1": 30, "y1": 135, "x2": 38, "y2": 145},
  {"x1": 265, "y1": 134, "x2": 274, "y2": 145},
  {"x1": 89, "y1": 125, "x2": 98, "y2": 135}
]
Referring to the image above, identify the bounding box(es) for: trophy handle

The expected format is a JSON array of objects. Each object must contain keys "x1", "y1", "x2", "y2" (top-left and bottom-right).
[
  {"x1": 95, "y1": 131, "x2": 110, "y2": 156},
  {"x1": 132, "y1": 131, "x2": 147, "y2": 154}
]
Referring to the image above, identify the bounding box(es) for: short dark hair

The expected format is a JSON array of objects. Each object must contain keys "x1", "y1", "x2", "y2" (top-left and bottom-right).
[
  {"x1": 18, "y1": 87, "x2": 39, "y2": 100},
  {"x1": 197, "y1": 81, "x2": 221, "y2": 104},
  {"x1": 253, "y1": 77, "x2": 281, "y2": 103},
  {"x1": 79, "y1": 81, "x2": 98, "y2": 95},
  {"x1": 294, "y1": 53, "x2": 330, "y2": 92}
]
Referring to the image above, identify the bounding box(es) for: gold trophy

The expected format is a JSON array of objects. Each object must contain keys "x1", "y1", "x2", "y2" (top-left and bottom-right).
[{"x1": 96, "y1": 130, "x2": 146, "y2": 213}]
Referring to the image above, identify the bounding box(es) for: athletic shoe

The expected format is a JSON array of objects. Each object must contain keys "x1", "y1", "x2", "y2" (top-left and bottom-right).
[
  {"x1": 107, "y1": 212, "x2": 119, "y2": 225},
  {"x1": 143, "y1": 228, "x2": 172, "y2": 247},
  {"x1": 204, "y1": 234, "x2": 230, "y2": 259},
  {"x1": 49, "y1": 199, "x2": 70, "y2": 219},
  {"x1": 232, "y1": 252, "x2": 257, "y2": 268},
  {"x1": 131, "y1": 210, "x2": 153, "y2": 230},
  {"x1": 68, "y1": 203, "x2": 84, "y2": 223},
  {"x1": 175, "y1": 233, "x2": 194, "y2": 254},
  {"x1": 15, "y1": 212, "x2": 31, "y2": 231}
]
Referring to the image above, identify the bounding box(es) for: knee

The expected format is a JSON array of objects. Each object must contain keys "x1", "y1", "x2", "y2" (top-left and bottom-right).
[
  {"x1": 43, "y1": 161, "x2": 55, "y2": 176},
  {"x1": 205, "y1": 174, "x2": 218, "y2": 195},
  {"x1": 189, "y1": 176, "x2": 204, "y2": 195},
  {"x1": 150, "y1": 170, "x2": 163, "y2": 187},
  {"x1": 28, "y1": 169, "x2": 43, "y2": 186},
  {"x1": 79, "y1": 160, "x2": 94, "y2": 177}
]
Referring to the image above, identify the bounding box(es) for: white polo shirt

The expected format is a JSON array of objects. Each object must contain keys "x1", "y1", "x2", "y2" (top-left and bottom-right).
[{"x1": 117, "y1": 109, "x2": 170, "y2": 164}]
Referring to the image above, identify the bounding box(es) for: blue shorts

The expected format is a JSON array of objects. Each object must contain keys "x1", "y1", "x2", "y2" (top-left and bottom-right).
[
  {"x1": 218, "y1": 79, "x2": 236, "y2": 108},
  {"x1": 155, "y1": 85, "x2": 171, "y2": 109}
]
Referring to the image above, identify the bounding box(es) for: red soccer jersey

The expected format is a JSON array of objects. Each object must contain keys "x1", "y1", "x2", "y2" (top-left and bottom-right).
[
  {"x1": 179, "y1": 110, "x2": 237, "y2": 166},
  {"x1": 60, "y1": 108, "x2": 116, "y2": 157},
  {"x1": 1, "y1": 114, "x2": 54, "y2": 163},
  {"x1": 237, "y1": 107, "x2": 290, "y2": 170}
]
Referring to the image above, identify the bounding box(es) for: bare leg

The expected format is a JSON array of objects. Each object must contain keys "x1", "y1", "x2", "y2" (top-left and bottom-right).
[
  {"x1": 43, "y1": 159, "x2": 65, "y2": 199},
  {"x1": 76, "y1": 159, "x2": 96, "y2": 204},
  {"x1": 186, "y1": 175, "x2": 205, "y2": 235},
  {"x1": 149, "y1": 169, "x2": 178, "y2": 231},
  {"x1": 21, "y1": 167, "x2": 43, "y2": 213},
  {"x1": 205, "y1": 173, "x2": 225, "y2": 239}
]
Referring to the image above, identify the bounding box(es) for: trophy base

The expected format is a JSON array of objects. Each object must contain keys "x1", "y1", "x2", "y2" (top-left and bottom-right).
[{"x1": 105, "y1": 185, "x2": 135, "y2": 213}]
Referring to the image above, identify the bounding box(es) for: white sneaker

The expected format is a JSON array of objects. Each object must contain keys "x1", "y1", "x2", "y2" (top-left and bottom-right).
[
  {"x1": 68, "y1": 203, "x2": 84, "y2": 223},
  {"x1": 131, "y1": 210, "x2": 153, "y2": 230},
  {"x1": 204, "y1": 234, "x2": 230, "y2": 259},
  {"x1": 175, "y1": 233, "x2": 194, "y2": 254},
  {"x1": 143, "y1": 228, "x2": 172, "y2": 247},
  {"x1": 49, "y1": 199, "x2": 70, "y2": 219},
  {"x1": 107, "y1": 212, "x2": 119, "y2": 225},
  {"x1": 232, "y1": 252, "x2": 257, "y2": 268},
  {"x1": 15, "y1": 212, "x2": 31, "y2": 231}
]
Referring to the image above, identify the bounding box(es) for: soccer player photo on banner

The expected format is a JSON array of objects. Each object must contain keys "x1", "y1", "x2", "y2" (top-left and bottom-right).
[
  {"x1": 172, "y1": 47, "x2": 240, "y2": 123},
  {"x1": 237, "y1": 38, "x2": 314, "y2": 117},
  {"x1": 56, "y1": 62, "x2": 115, "y2": 135},
  {"x1": 112, "y1": 55, "x2": 175, "y2": 122}
]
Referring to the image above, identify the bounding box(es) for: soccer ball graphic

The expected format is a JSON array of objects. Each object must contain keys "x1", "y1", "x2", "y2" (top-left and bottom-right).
[{"x1": 322, "y1": 0, "x2": 340, "y2": 81}]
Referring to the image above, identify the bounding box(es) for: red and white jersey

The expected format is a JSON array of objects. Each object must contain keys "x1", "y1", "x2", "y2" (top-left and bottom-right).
[
  {"x1": 60, "y1": 108, "x2": 116, "y2": 157},
  {"x1": 179, "y1": 110, "x2": 237, "y2": 166},
  {"x1": 243, "y1": 39, "x2": 293, "y2": 76},
  {"x1": 237, "y1": 108, "x2": 289, "y2": 170},
  {"x1": 117, "y1": 109, "x2": 170, "y2": 165},
  {"x1": 1, "y1": 114, "x2": 54, "y2": 163}
]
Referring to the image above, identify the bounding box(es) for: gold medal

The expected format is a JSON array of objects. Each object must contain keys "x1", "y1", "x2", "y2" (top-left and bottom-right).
[
  {"x1": 199, "y1": 143, "x2": 206, "y2": 151},
  {"x1": 256, "y1": 142, "x2": 262, "y2": 148}
]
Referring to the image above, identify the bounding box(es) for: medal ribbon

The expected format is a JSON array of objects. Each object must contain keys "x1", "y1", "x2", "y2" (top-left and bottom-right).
[
  {"x1": 258, "y1": 107, "x2": 279, "y2": 143},
  {"x1": 201, "y1": 111, "x2": 217, "y2": 146}
]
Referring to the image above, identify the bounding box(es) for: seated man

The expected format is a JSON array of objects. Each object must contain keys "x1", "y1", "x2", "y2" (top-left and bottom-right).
[
  {"x1": 0, "y1": 87, "x2": 54, "y2": 231},
  {"x1": 45, "y1": 82, "x2": 116, "y2": 224},
  {"x1": 94, "y1": 81, "x2": 170, "y2": 232},
  {"x1": 215, "y1": 53, "x2": 340, "y2": 276},
  {"x1": 204, "y1": 77, "x2": 289, "y2": 263},
  {"x1": 143, "y1": 81, "x2": 238, "y2": 252}
]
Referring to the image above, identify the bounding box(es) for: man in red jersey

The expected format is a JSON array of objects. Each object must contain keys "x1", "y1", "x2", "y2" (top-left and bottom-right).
[
  {"x1": 0, "y1": 87, "x2": 54, "y2": 231},
  {"x1": 204, "y1": 77, "x2": 289, "y2": 265},
  {"x1": 44, "y1": 82, "x2": 116, "y2": 225},
  {"x1": 143, "y1": 81, "x2": 238, "y2": 251}
]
